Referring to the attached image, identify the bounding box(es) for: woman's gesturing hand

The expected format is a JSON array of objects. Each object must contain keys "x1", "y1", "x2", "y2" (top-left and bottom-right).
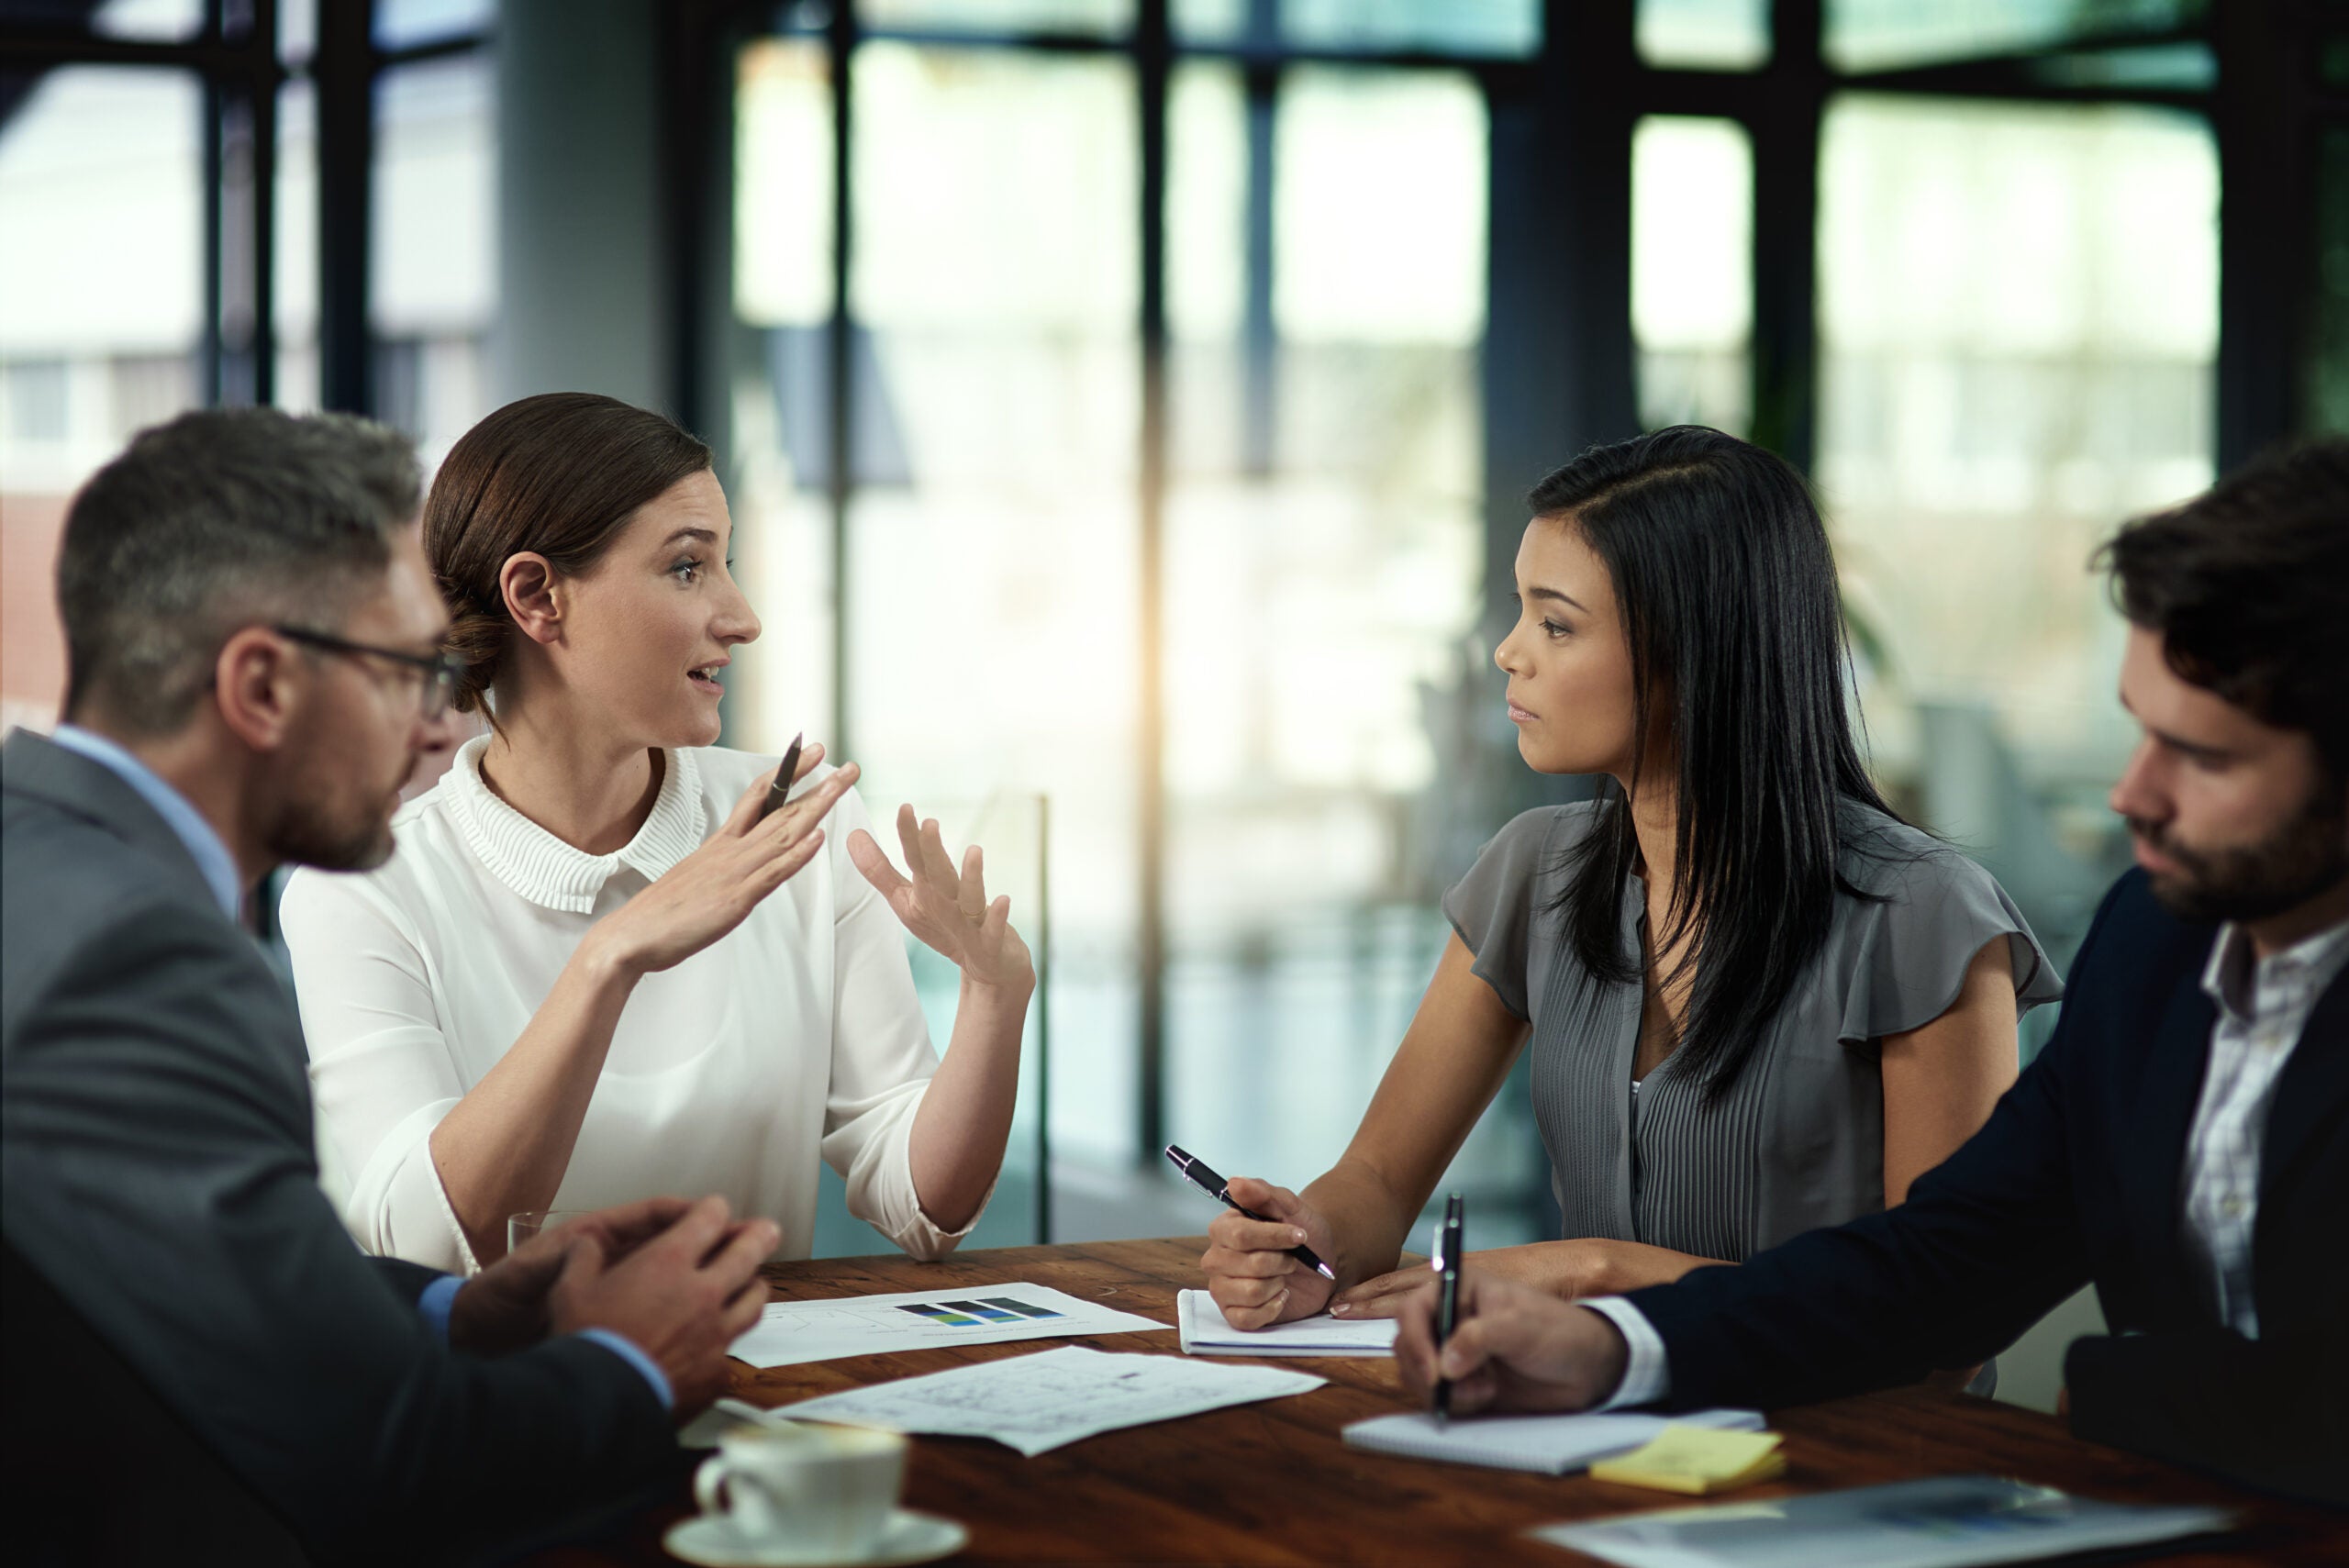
[
  {"x1": 848, "y1": 804, "x2": 1035, "y2": 995},
  {"x1": 1198, "y1": 1176, "x2": 1342, "y2": 1329},
  {"x1": 586, "y1": 746, "x2": 852, "y2": 979}
]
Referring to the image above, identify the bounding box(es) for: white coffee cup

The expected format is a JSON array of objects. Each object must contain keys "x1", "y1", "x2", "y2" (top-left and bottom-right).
[{"x1": 692, "y1": 1422, "x2": 907, "y2": 1557}]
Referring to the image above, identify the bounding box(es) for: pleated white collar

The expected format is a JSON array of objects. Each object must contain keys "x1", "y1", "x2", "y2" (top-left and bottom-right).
[{"x1": 440, "y1": 734, "x2": 707, "y2": 915}]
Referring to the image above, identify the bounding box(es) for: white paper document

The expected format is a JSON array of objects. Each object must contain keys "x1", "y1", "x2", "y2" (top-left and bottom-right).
[
  {"x1": 1341, "y1": 1407, "x2": 1765, "y2": 1475},
  {"x1": 1175, "y1": 1289, "x2": 1398, "y2": 1357},
  {"x1": 771, "y1": 1345, "x2": 1326, "y2": 1456},
  {"x1": 1532, "y1": 1474, "x2": 2234, "y2": 1568},
  {"x1": 728, "y1": 1283, "x2": 1162, "y2": 1369}
]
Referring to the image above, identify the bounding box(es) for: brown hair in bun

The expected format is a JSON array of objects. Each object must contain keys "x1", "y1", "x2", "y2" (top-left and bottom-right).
[{"x1": 424, "y1": 393, "x2": 713, "y2": 721}]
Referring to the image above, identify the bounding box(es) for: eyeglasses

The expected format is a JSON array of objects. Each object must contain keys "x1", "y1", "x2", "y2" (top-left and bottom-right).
[{"x1": 273, "y1": 625, "x2": 462, "y2": 720}]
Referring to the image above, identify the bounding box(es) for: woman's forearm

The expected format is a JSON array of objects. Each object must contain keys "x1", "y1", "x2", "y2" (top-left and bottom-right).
[
  {"x1": 1277, "y1": 935, "x2": 1529, "y2": 1297},
  {"x1": 1578, "y1": 1238, "x2": 1728, "y2": 1295},
  {"x1": 428, "y1": 936, "x2": 640, "y2": 1263},
  {"x1": 1327, "y1": 1236, "x2": 1736, "y2": 1317},
  {"x1": 907, "y1": 973, "x2": 1032, "y2": 1233},
  {"x1": 1300, "y1": 1158, "x2": 1429, "y2": 1290}
]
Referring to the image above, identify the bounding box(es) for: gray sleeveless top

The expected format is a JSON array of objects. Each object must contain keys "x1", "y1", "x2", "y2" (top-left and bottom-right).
[{"x1": 1443, "y1": 801, "x2": 2063, "y2": 1262}]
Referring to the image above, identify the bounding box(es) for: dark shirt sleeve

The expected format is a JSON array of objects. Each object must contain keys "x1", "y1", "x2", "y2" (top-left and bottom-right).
[
  {"x1": 1618, "y1": 874, "x2": 2132, "y2": 1410},
  {"x1": 1441, "y1": 808, "x2": 1571, "y2": 1021},
  {"x1": 1624, "y1": 1046, "x2": 2090, "y2": 1408},
  {"x1": 0, "y1": 901, "x2": 684, "y2": 1566},
  {"x1": 371, "y1": 1255, "x2": 449, "y2": 1308}
]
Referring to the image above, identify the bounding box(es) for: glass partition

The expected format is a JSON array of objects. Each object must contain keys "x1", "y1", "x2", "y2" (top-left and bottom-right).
[
  {"x1": 807, "y1": 792, "x2": 1053, "y2": 1253},
  {"x1": 1156, "y1": 60, "x2": 1546, "y2": 1243},
  {"x1": 731, "y1": 40, "x2": 1143, "y2": 1173},
  {"x1": 730, "y1": 33, "x2": 841, "y2": 756}
]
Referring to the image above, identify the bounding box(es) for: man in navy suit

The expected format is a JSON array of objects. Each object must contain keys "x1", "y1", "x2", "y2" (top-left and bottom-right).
[{"x1": 1393, "y1": 440, "x2": 2349, "y2": 1505}]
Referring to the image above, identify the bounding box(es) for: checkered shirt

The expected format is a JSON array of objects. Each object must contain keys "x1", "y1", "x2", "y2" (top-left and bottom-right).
[{"x1": 2179, "y1": 917, "x2": 2349, "y2": 1339}]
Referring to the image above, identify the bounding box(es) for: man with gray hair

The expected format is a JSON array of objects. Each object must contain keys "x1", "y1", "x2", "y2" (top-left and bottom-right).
[{"x1": 3, "y1": 407, "x2": 777, "y2": 1564}]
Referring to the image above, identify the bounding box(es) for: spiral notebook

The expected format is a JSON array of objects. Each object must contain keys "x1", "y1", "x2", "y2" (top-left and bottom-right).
[{"x1": 1341, "y1": 1407, "x2": 1765, "y2": 1475}]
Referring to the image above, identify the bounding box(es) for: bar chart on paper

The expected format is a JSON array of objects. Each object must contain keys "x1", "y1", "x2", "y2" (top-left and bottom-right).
[
  {"x1": 899, "y1": 1296, "x2": 1067, "y2": 1328},
  {"x1": 728, "y1": 1283, "x2": 1163, "y2": 1368}
]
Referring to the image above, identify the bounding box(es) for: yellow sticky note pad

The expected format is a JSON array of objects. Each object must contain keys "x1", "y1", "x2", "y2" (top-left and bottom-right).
[{"x1": 1588, "y1": 1425, "x2": 1787, "y2": 1495}]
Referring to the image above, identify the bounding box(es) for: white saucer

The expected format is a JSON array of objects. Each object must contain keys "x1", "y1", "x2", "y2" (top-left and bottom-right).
[{"x1": 663, "y1": 1508, "x2": 967, "y2": 1567}]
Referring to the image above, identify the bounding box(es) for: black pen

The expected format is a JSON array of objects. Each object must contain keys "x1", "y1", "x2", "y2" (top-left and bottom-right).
[
  {"x1": 1431, "y1": 1193, "x2": 1464, "y2": 1427},
  {"x1": 1163, "y1": 1144, "x2": 1336, "y2": 1282},
  {"x1": 760, "y1": 732, "x2": 805, "y2": 821}
]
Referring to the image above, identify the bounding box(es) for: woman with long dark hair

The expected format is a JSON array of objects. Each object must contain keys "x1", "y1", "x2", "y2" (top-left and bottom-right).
[{"x1": 1200, "y1": 426, "x2": 2061, "y2": 1325}]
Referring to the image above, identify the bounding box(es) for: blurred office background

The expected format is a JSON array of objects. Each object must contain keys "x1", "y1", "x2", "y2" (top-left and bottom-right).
[{"x1": 4, "y1": 0, "x2": 2344, "y2": 1400}]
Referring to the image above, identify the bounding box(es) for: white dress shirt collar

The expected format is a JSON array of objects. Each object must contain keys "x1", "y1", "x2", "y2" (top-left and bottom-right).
[{"x1": 440, "y1": 734, "x2": 709, "y2": 915}]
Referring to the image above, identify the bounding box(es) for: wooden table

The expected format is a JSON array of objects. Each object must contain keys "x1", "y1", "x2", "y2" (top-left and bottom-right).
[{"x1": 530, "y1": 1238, "x2": 2347, "y2": 1566}]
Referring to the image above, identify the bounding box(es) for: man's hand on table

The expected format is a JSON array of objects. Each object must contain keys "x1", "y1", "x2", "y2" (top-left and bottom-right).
[
  {"x1": 1391, "y1": 1272, "x2": 1631, "y2": 1416},
  {"x1": 548, "y1": 1195, "x2": 777, "y2": 1418},
  {"x1": 448, "y1": 1196, "x2": 696, "y2": 1356}
]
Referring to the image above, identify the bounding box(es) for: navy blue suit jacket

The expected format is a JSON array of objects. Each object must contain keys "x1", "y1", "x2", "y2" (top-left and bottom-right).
[{"x1": 1624, "y1": 869, "x2": 2348, "y2": 1506}]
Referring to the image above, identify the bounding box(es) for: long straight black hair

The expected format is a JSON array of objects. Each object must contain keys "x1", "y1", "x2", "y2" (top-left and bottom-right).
[{"x1": 1531, "y1": 426, "x2": 1905, "y2": 1098}]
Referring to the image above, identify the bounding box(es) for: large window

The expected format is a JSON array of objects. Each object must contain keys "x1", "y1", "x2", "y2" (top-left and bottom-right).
[
  {"x1": 844, "y1": 42, "x2": 1143, "y2": 1173},
  {"x1": 1819, "y1": 95, "x2": 2218, "y2": 969},
  {"x1": 708, "y1": 0, "x2": 2321, "y2": 1238},
  {"x1": 0, "y1": 63, "x2": 205, "y2": 732},
  {"x1": 369, "y1": 51, "x2": 496, "y2": 466},
  {"x1": 11, "y1": 0, "x2": 2324, "y2": 1248},
  {"x1": 0, "y1": 0, "x2": 495, "y2": 734},
  {"x1": 1633, "y1": 115, "x2": 1753, "y2": 436},
  {"x1": 1162, "y1": 61, "x2": 1490, "y2": 1185}
]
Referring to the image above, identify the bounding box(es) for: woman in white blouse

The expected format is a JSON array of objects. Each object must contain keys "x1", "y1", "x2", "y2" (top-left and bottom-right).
[{"x1": 282, "y1": 392, "x2": 1032, "y2": 1273}]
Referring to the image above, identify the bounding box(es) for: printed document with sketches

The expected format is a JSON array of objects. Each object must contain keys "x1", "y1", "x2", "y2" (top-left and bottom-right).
[
  {"x1": 1176, "y1": 1289, "x2": 1399, "y2": 1357},
  {"x1": 729, "y1": 1284, "x2": 1161, "y2": 1369},
  {"x1": 1534, "y1": 1474, "x2": 2233, "y2": 1568},
  {"x1": 772, "y1": 1345, "x2": 1325, "y2": 1455}
]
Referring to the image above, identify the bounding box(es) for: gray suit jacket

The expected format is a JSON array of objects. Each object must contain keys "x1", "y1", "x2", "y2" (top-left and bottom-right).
[{"x1": 0, "y1": 729, "x2": 683, "y2": 1564}]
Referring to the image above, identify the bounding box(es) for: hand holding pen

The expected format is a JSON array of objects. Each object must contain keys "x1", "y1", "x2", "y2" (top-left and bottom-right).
[
  {"x1": 1171, "y1": 1146, "x2": 1334, "y2": 1282},
  {"x1": 1391, "y1": 1270, "x2": 1634, "y2": 1418},
  {"x1": 757, "y1": 732, "x2": 807, "y2": 820},
  {"x1": 1185, "y1": 1151, "x2": 1345, "y2": 1329},
  {"x1": 579, "y1": 737, "x2": 847, "y2": 979}
]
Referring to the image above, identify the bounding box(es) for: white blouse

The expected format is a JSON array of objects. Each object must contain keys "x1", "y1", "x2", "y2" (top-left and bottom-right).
[{"x1": 280, "y1": 737, "x2": 976, "y2": 1274}]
